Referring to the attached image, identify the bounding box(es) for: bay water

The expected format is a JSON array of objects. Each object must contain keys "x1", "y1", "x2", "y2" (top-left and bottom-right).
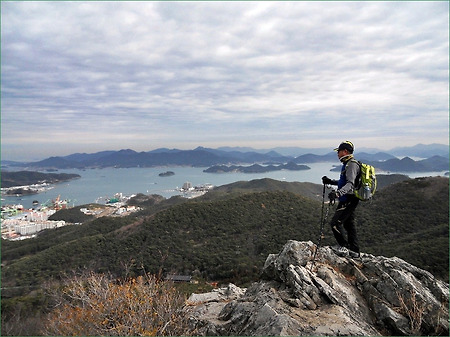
[{"x1": 2, "y1": 163, "x2": 447, "y2": 209}]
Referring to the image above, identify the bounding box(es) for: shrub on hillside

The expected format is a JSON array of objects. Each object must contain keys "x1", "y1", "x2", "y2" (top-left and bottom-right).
[{"x1": 41, "y1": 272, "x2": 189, "y2": 336}]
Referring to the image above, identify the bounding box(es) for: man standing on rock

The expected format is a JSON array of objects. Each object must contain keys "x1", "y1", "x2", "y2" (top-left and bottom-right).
[{"x1": 322, "y1": 141, "x2": 361, "y2": 258}]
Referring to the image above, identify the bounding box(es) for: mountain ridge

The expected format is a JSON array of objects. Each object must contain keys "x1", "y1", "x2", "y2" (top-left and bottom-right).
[{"x1": 5, "y1": 144, "x2": 449, "y2": 172}]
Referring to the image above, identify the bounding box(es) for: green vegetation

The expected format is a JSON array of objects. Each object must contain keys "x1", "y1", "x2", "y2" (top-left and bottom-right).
[
  {"x1": 2, "y1": 191, "x2": 320, "y2": 290},
  {"x1": 1, "y1": 176, "x2": 448, "y2": 335},
  {"x1": 48, "y1": 205, "x2": 95, "y2": 223},
  {"x1": 3, "y1": 177, "x2": 447, "y2": 287},
  {"x1": 356, "y1": 176, "x2": 449, "y2": 279}
]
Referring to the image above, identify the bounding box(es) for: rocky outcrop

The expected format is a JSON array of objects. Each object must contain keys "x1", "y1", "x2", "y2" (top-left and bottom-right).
[{"x1": 184, "y1": 240, "x2": 449, "y2": 336}]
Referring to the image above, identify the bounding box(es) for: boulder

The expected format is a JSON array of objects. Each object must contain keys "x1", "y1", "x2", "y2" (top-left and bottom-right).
[{"x1": 184, "y1": 240, "x2": 449, "y2": 336}]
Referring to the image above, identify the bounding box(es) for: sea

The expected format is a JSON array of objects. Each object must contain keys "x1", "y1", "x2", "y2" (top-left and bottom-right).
[{"x1": 2, "y1": 163, "x2": 448, "y2": 209}]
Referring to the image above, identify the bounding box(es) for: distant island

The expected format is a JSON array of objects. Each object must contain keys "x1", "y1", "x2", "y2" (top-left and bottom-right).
[
  {"x1": 204, "y1": 162, "x2": 310, "y2": 174},
  {"x1": 158, "y1": 171, "x2": 175, "y2": 177}
]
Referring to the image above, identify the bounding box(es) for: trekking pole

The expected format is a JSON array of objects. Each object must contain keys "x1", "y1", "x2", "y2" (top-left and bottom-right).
[{"x1": 310, "y1": 184, "x2": 333, "y2": 271}]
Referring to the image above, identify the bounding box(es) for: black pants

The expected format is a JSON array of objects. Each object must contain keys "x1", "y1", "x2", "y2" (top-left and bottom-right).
[{"x1": 330, "y1": 195, "x2": 360, "y2": 253}]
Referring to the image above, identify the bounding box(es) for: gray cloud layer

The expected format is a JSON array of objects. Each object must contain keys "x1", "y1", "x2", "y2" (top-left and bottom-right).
[{"x1": 1, "y1": 1, "x2": 448, "y2": 160}]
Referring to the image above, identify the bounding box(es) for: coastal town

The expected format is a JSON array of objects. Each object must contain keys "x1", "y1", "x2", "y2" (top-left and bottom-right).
[
  {"x1": 179, "y1": 182, "x2": 214, "y2": 198},
  {"x1": 1, "y1": 192, "x2": 141, "y2": 241},
  {"x1": 1, "y1": 180, "x2": 214, "y2": 240}
]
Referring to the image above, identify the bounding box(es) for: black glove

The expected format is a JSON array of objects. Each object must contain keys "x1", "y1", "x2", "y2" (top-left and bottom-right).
[
  {"x1": 322, "y1": 176, "x2": 333, "y2": 185},
  {"x1": 328, "y1": 190, "x2": 339, "y2": 201}
]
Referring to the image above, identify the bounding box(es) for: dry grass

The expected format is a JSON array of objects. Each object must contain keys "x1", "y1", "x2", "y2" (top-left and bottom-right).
[
  {"x1": 396, "y1": 289, "x2": 425, "y2": 335},
  {"x1": 41, "y1": 271, "x2": 190, "y2": 336}
]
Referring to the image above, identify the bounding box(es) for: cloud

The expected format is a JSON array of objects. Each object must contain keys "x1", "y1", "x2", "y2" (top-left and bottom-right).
[{"x1": 1, "y1": 1, "x2": 448, "y2": 161}]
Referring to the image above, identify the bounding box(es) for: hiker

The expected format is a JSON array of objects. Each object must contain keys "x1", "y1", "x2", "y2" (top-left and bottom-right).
[{"x1": 322, "y1": 141, "x2": 361, "y2": 258}]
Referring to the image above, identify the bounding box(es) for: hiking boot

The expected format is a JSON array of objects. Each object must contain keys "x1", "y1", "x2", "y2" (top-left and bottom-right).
[
  {"x1": 348, "y1": 250, "x2": 360, "y2": 258},
  {"x1": 331, "y1": 245, "x2": 348, "y2": 257}
]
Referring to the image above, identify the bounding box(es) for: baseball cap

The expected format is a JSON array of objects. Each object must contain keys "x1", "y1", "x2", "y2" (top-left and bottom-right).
[{"x1": 334, "y1": 141, "x2": 354, "y2": 153}]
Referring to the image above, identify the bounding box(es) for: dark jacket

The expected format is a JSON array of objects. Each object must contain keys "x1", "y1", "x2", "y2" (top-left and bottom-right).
[{"x1": 331, "y1": 155, "x2": 360, "y2": 202}]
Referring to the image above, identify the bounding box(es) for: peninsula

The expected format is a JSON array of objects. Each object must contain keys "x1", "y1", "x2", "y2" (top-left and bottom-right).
[{"x1": 1, "y1": 171, "x2": 81, "y2": 196}]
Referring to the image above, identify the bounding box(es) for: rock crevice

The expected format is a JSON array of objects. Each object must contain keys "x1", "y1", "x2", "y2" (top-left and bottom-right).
[{"x1": 185, "y1": 240, "x2": 449, "y2": 336}]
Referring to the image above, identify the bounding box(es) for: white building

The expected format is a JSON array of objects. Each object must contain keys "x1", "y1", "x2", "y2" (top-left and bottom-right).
[
  {"x1": 14, "y1": 220, "x2": 65, "y2": 236},
  {"x1": 182, "y1": 182, "x2": 193, "y2": 190}
]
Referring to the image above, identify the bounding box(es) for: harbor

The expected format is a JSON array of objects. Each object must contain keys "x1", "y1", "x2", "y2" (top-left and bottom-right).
[
  {"x1": 178, "y1": 182, "x2": 214, "y2": 198},
  {"x1": 1, "y1": 206, "x2": 65, "y2": 241},
  {"x1": 0, "y1": 179, "x2": 214, "y2": 240},
  {"x1": 1, "y1": 192, "x2": 141, "y2": 241}
]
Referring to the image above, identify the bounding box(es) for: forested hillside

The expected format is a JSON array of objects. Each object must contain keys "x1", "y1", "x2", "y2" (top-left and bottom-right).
[
  {"x1": 1, "y1": 191, "x2": 320, "y2": 289},
  {"x1": 1, "y1": 176, "x2": 448, "y2": 336},
  {"x1": 2, "y1": 176, "x2": 448, "y2": 292},
  {"x1": 357, "y1": 176, "x2": 449, "y2": 277}
]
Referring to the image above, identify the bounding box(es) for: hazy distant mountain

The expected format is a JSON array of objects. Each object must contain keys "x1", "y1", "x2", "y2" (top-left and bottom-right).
[
  {"x1": 363, "y1": 155, "x2": 449, "y2": 172},
  {"x1": 293, "y1": 152, "x2": 336, "y2": 163},
  {"x1": 291, "y1": 151, "x2": 395, "y2": 163},
  {"x1": 81, "y1": 149, "x2": 230, "y2": 167},
  {"x1": 328, "y1": 155, "x2": 449, "y2": 173},
  {"x1": 217, "y1": 144, "x2": 449, "y2": 158},
  {"x1": 390, "y1": 143, "x2": 449, "y2": 158},
  {"x1": 147, "y1": 148, "x2": 184, "y2": 154},
  {"x1": 63, "y1": 151, "x2": 117, "y2": 162},
  {"x1": 28, "y1": 156, "x2": 84, "y2": 169},
  {"x1": 5, "y1": 144, "x2": 448, "y2": 172},
  {"x1": 356, "y1": 152, "x2": 396, "y2": 161},
  {"x1": 422, "y1": 155, "x2": 450, "y2": 170},
  {"x1": 216, "y1": 146, "x2": 332, "y2": 157},
  {"x1": 203, "y1": 162, "x2": 310, "y2": 173},
  {"x1": 216, "y1": 146, "x2": 266, "y2": 153},
  {"x1": 1, "y1": 160, "x2": 24, "y2": 167},
  {"x1": 196, "y1": 146, "x2": 290, "y2": 163}
]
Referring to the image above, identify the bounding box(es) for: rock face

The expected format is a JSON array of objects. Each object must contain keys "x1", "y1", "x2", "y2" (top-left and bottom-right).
[{"x1": 184, "y1": 240, "x2": 449, "y2": 336}]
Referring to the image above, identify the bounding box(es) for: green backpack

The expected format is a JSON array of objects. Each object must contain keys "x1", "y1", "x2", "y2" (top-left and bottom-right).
[{"x1": 352, "y1": 160, "x2": 377, "y2": 201}]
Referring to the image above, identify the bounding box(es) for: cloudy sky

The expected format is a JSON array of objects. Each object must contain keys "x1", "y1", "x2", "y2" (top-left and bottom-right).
[{"x1": 1, "y1": 1, "x2": 449, "y2": 161}]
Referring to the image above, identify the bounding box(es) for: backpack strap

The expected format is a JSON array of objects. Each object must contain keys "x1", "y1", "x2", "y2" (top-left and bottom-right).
[{"x1": 349, "y1": 159, "x2": 362, "y2": 189}]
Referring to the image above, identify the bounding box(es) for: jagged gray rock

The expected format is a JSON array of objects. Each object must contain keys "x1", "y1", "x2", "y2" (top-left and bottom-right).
[{"x1": 184, "y1": 240, "x2": 449, "y2": 336}]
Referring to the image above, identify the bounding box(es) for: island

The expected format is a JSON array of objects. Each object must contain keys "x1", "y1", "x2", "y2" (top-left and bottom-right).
[
  {"x1": 158, "y1": 171, "x2": 175, "y2": 177},
  {"x1": 203, "y1": 162, "x2": 310, "y2": 173}
]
